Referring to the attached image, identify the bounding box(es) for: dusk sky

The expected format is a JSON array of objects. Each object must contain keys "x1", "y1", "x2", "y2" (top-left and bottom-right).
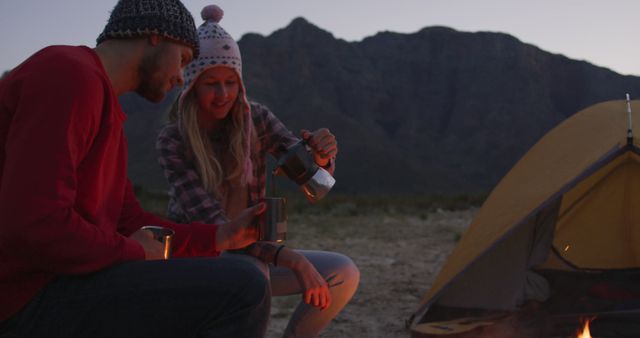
[{"x1": 1, "y1": 0, "x2": 639, "y2": 76}]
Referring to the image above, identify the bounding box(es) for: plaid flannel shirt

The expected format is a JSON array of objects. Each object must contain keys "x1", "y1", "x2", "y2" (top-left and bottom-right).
[{"x1": 156, "y1": 102, "x2": 302, "y2": 225}]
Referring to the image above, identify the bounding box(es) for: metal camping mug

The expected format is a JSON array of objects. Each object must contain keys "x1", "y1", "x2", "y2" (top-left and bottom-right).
[
  {"x1": 259, "y1": 197, "x2": 287, "y2": 243},
  {"x1": 140, "y1": 225, "x2": 174, "y2": 260}
]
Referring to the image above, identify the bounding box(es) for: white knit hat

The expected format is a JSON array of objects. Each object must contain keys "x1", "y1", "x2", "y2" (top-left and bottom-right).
[{"x1": 181, "y1": 5, "x2": 244, "y2": 97}]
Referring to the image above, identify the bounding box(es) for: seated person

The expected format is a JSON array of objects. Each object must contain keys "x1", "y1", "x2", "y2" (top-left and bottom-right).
[
  {"x1": 156, "y1": 5, "x2": 360, "y2": 337},
  {"x1": 0, "y1": 1, "x2": 271, "y2": 337}
]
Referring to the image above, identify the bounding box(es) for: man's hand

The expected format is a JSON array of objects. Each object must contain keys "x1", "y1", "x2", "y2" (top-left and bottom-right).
[
  {"x1": 130, "y1": 229, "x2": 165, "y2": 260},
  {"x1": 300, "y1": 128, "x2": 337, "y2": 167},
  {"x1": 216, "y1": 203, "x2": 266, "y2": 251}
]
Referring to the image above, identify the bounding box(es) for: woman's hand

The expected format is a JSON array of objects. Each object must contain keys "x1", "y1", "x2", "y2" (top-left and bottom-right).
[
  {"x1": 301, "y1": 128, "x2": 337, "y2": 167},
  {"x1": 215, "y1": 203, "x2": 266, "y2": 251},
  {"x1": 279, "y1": 249, "x2": 331, "y2": 310},
  {"x1": 298, "y1": 260, "x2": 332, "y2": 310}
]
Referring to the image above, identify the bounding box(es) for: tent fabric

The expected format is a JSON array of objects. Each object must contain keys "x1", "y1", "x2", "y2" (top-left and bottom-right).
[
  {"x1": 436, "y1": 200, "x2": 558, "y2": 310},
  {"x1": 549, "y1": 151, "x2": 640, "y2": 269},
  {"x1": 411, "y1": 100, "x2": 640, "y2": 331}
]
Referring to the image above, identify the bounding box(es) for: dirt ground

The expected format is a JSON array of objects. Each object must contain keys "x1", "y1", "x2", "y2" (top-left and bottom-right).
[{"x1": 265, "y1": 206, "x2": 477, "y2": 338}]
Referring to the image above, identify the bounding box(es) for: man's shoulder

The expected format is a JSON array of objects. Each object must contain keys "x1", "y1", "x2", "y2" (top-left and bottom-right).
[
  {"x1": 1, "y1": 45, "x2": 109, "y2": 104},
  {"x1": 34, "y1": 45, "x2": 94, "y2": 62},
  {"x1": 20, "y1": 46, "x2": 103, "y2": 82}
]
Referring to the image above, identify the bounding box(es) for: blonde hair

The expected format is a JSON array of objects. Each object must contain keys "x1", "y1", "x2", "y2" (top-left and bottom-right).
[{"x1": 174, "y1": 87, "x2": 254, "y2": 198}]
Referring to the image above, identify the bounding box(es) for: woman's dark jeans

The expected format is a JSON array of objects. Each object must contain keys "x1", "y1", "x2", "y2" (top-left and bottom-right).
[{"x1": 0, "y1": 257, "x2": 270, "y2": 338}]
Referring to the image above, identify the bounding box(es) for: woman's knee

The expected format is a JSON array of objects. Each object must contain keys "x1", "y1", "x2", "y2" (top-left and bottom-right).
[
  {"x1": 336, "y1": 254, "x2": 360, "y2": 290},
  {"x1": 315, "y1": 252, "x2": 360, "y2": 292}
]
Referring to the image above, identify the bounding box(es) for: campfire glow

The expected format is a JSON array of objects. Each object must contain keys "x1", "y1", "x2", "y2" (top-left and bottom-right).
[{"x1": 576, "y1": 318, "x2": 593, "y2": 338}]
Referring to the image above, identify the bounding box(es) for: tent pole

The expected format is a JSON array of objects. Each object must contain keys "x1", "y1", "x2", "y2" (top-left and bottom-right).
[{"x1": 626, "y1": 93, "x2": 633, "y2": 145}]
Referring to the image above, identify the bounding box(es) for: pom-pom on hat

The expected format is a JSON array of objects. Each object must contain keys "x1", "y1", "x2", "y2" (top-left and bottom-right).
[
  {"x1": 181, "y1": 4, "x2": 244, "y2": 96},
  {"x1": 97, "y1": 0, "x2": 199, "y2": 58},
  {"x1": 201, "y1": 4, "x2": 224, "y2": 23}
]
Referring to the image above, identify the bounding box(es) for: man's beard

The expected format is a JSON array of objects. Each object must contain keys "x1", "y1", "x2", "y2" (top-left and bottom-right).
[{"x1": 136, "y1": 50, "x2": 166, "y2": 103}]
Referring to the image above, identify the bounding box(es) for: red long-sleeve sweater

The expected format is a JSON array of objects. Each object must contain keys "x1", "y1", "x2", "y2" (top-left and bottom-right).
[{"x1": 0, "y1": 46, "x2": 220, "y2": 321}]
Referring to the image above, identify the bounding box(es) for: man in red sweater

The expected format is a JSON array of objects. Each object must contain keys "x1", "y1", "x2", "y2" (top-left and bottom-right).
[{"x1": 0, "y1": 1, "x2": 271, "y2": 337}]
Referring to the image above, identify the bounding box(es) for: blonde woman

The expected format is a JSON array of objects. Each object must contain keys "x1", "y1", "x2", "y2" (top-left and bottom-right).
[{"x1": 156, "y1": 5, "x2": 359, "y2": 338}]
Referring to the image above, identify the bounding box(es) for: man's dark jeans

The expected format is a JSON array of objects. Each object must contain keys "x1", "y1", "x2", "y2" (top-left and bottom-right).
[{"x1": 0, "y1": 257, "x2": 270, "y2": 338}]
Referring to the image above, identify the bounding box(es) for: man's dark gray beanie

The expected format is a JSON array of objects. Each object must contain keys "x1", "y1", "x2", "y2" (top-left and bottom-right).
[{"x1": 97, "y1": 0, "x2": 199, "y2": 58}]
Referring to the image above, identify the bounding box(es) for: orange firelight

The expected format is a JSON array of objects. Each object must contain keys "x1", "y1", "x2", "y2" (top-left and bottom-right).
[{"x1": 577, "y1": 318, "x2": 594, "y2": 338}]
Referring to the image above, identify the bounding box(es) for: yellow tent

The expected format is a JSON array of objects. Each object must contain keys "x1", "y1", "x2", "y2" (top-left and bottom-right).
[{"x1": 410, "y1": 99, "x2": 640, "y2": 337}]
